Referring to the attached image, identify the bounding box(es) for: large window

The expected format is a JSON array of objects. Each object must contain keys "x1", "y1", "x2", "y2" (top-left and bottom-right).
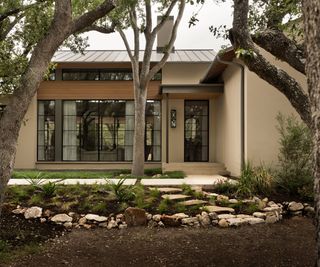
[
  {"x1": 38, "y1": 101, "x2": 55, "y2": 161},
  {"x1": 62, "y1": 69, "x2": 161, "y2": 81},
  {"x1": 62, "y1": 100, "x2": 161, "y2": 161}
]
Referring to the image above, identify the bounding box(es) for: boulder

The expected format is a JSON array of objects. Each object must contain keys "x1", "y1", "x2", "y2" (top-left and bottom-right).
[
  {"x1": 85, "y1": 214, "x2": 108, "y2": 223},
  {"x1": 24, "y1": 207, "x2": 42, "y2": 219},
  {"x1": 51, "y1": 214, "x2": 73, "y2": 223},
  {"x1": 288, "y1": 202, "x2": 304, "y2": 212},
  {"x1": 244, "y1": 217, "x2": 265, "y2": 225},
  {"x1": 227, "y1": 218, "x2": 247, "y2": 227},
  {"x1": 152, "y1": 214, "x2": 162, "y2": 222},
  {"x1": 181, "y1": 217, "x2": 199, "y2": 226},
  {"x1": 218, "y1": 219, "x2": 229, "y2": 228},
  {"x1": 161, "y1": 215, "x2": 181, "y2": 227},
  {"x1": 124, "y1": 207, "x2": 147, "y2": 226}
]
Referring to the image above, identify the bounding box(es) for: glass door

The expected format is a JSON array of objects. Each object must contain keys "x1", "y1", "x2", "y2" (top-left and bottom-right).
[{"x1": 184, "y1": 100, "x2": 209, "y2": 162}]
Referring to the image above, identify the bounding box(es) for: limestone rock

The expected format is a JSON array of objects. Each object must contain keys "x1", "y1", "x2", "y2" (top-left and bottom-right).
[
  {"x1": 217, "y1": 195, "x2": 229, "y2": 202},
  {"x1": 107, "y1": 219, "x2": 117, "y2": 230},
  {"x1": 40, "y1": 218, "x2": 47, "y2": 223},
  {"x1": 172, "y1": 213, "x2": 189, "y2": 219},
  {"x1": 265, "y1": 215, "x2": 278, "y2": 224},
  {"x1": 229, "y1": 199, "x2": 238, "y2": 204},
  {"x1": 244, "y1": 217, "x2": 265, "y2": 225},
  {"x1": 151, "y1": 187, "x2": 182, "y2": 194},
  {"x1": 124, "y1": 207, "x2": 147, "y2": 226},
  {"x1": 253, "y1": 212, "x2": 267, "y2": 219},
  {"x1": 218, "y1": 219, "x2": 229, "y2": 228},
  {"x1": 209, "y1": 212, "x2": 218, "y2": 220},
  {"x1": 180, "y1": 199, "x2": 207, "y2": 206},
  {"x1": 161, "y1": 215, "x2": 181, "y2": 227},
  {"x1": 148, "y1": 220, "x2": 159, "y2": 228},
  {"x1": 152, "y1": 214, "x2": 162, "y2": 222},
  {"x1": 24, "y1": 207, "x2": 42, "y2": 219},
  {"x1": 85, "y1": 214, "x2": 108, "y2": 223},
  {"x1": 304, "y1": 206, "x2": 315, "y2": 217},
  {"x1": 227, "y1": 218, "x2": 247, "y2": 227},
  {"x1": 51, "y1": 214, "x2": 73, "y2": 223},
  {"x1": 161, "y1": 194, "x2": 190, "y2": 200},
  {"x1": 64, "y1": 222, "x2": 73, "y2": 228},
  {"x1": 288, "y1": 202, "x2": 304, "y2": 212},
  {"x1": 203, "y1": 206, "x2": 235, "y2": 214},
  {"x1": 119, "y1": 223, "x2": 127, "y2": 229},
  {"x1": 199, "y1": 212, "x2": 211, "y2": 227},
  {"x1": 78, "y1": 217, "x2": 87, "y2": 226},
  {"x1": 12, "y1": 207, "x2": 26, "y2": 215},
  {"x1": 218, "y1": 214, "x2": 236, "y2": 220},
  {"x1": 181, "y1": 217, "x2": 199, "y2": 226}
]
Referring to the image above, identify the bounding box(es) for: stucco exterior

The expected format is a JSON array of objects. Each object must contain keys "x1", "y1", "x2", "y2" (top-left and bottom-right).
[
  {"x1": 245, "y1": 49, "x2": 307, "y2": 168},
  {"x1": 214, "y1": 64, "x2": 242, "y2": 176}
]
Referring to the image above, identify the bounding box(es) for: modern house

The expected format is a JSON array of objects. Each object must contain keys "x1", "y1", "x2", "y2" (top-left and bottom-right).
[{"x1": 0, "y1": 24, "x2": 307, "y2": 177}]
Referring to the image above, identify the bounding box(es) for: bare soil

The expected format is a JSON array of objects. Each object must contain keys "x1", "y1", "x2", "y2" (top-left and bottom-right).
[{"x1": 2, "y1": 216, "x2": 316, "y2": 267}]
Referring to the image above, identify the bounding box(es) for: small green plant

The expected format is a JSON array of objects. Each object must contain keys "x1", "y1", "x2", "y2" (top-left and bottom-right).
[
  {"x1": 213, "y1": 181, "x2": 238, "y2": 195},
  {"x1": 41, "y1": 181, "x2": 57, "y2": 198},
  {"x1": 149, "y1": 188, "x2": 161, "y2": 199},
  {"x1": 181, "y1": 183, "x2": 194, "y2": 196},
  {"x1": 173, "y1": 202, "x2": 187, "y2": 213},
  {"x1": 133, "y1": 184, "x2": 149, "y2": 209},
  {"x1": 105, "y1": 178, "x2": 134, "y2": 202},
  {"x1": 29, "y1": 194, "x2": 43, "y2": 205},
  {"x1": 158, "y1": 197, "x2": 171, "y2": 214},
  {"x1": 91, "y1": 202, "x2": 108, "y2": 214}
]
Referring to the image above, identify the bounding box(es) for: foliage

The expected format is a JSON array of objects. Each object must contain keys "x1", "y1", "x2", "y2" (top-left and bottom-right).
[
  {"x1": 41, "y1": 182, "x2": 57, "y2": 198},
  {"x1": 181, "y1": 183, "x2": 193, "y2": 195},
  {"x1": 236, "y1": 162, "x2": 275, "y2": 197},
  {"x1": 163, "y1": 171, "x2": 186, "y2": 178},
  {"x1": 12, "y1": 170, "x2": 115, "y2": 179},
  {"x1": 144, "y1": 168, "x2": 162, "y2": 176},
  {"x1": 213, "y1": 181, "x2": 238, "y2": 195},
  {"x1": 275, "y1": 114, "x2": 313, "y2": 197},
  {"x1": 105, "y1": 178, "x2": 135, "y2": 202},
  {"x1": 158, "y1": 197, "x2": 171, "y2": 214}
]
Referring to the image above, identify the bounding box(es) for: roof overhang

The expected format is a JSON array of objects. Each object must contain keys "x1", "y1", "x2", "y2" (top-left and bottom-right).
[
  {"x1": 160, "y1": 84, "x2": 223, "y2": 97},
  {"x1": 200, "y1": 47, "x2": 236, "y2": 83}
]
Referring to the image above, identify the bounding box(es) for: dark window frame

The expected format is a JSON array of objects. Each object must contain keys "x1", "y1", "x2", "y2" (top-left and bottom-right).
[
  {"x1": 184, "y1": 100, "x2": 209, "y2": 162},
  {"x1": 61, "y1": 69, "x2": 162, "y2": 81}
]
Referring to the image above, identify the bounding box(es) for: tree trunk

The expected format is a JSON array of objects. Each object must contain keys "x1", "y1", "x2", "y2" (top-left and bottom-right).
[
  {"x1": 131, "y1": 85, "x2": 147, "y2": 177},
  {"x1": 302, "y1": 0, "x2": 320, "y2": 265}
]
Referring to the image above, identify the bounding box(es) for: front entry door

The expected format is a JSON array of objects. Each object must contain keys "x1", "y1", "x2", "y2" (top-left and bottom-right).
[{"x1": 184, "y1": 100, "x2": 209, "y2": 162}]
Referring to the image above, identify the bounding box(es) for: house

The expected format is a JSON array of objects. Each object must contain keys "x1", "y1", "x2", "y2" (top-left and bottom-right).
[{"x1": 1, "y1": 24, "x2": 306, "y2": 177}]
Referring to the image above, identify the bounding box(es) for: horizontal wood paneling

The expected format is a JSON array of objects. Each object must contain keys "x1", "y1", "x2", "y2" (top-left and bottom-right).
[{"x1": 37, "y1": 81, "x2": 161, "y2": 100}]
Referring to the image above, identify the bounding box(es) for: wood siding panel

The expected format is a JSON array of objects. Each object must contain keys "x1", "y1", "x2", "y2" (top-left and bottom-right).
[{"x1": 37, "y1": 81, "x2": 161, "y2": 100}]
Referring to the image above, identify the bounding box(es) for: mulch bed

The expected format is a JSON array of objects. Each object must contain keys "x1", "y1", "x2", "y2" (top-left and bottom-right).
[{"x1": 3, "y1": 216, "x2": 316, "y2": 267}]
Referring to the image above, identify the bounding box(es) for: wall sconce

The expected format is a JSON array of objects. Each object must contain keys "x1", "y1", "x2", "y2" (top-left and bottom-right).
[{"x1": 170, "y1": 109, "x2": 177, "y2": 128}]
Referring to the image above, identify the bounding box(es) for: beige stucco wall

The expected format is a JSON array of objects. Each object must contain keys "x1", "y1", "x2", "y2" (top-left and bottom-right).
[
  {"x1": 214, "y1": 64, "x2": 242, "y2": 176},
  {"x1": 162, "y1": 63, "x2": 210, "y2": 84},
  {"x1": 245, "y1": 49, "x2": 307, "y2": 167},
  {"x1": 15, "y1": 95, "x2": 37, "y2": 169}
]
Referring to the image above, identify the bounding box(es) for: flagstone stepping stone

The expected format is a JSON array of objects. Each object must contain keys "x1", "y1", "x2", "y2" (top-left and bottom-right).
[
  {"x1": 203, "y1": 205, "x2": 235, "y2": 214},
  {"x1": 161, "y1": 194, "x2": 191, "y2": 200},
  {"x1": 149, "y1": 187, "x2": 182, "y2": 194},
  {"x1": 180, "y1": 199, "x2": 208, "y2": 206}
]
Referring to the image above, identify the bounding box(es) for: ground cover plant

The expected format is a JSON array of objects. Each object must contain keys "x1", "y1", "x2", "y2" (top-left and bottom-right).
[{"x1": 11, "y1": 169, "x2": 186, "y2": 179}]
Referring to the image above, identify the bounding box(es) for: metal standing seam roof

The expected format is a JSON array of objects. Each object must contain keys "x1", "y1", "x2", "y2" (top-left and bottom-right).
[{"x1": 52, "y1": 49, "x2": 216, "y2": 63}]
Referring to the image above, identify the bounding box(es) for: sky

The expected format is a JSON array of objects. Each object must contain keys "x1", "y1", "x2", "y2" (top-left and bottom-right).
[{"x1": 84, "y1": 0, "x2": 233, "y2": 53}]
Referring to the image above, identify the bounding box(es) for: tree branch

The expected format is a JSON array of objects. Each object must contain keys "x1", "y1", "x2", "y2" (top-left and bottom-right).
[
  {"x1": 84, "y1": 24, "x2": 115, "y2": 34},
  {"x1": 117, "y1": 27, "x2": 134, "y2": 62},
  {"x1": 252, "y1": 28, "x2": 305, "y2": 74},
  {"x1": 146, "y1": 0, "x2": 185, "y2": 83},
  {"x1": 70, "y1": 0, "x2": 115, "y2": 34},
  {"x1": 230, "y1": 0, "x2": 311, "y2": 127},
  {"x1": 152, "y1": 0, "x2": 178, "y2": 35},
  {"x1": 129, "y1": 8, "x2": 140, "y2": 61}
]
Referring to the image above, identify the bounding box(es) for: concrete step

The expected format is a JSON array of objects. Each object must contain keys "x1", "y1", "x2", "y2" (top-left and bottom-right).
[{"x1": 162, "y1": 162, "x2": 228, "y2": 175}]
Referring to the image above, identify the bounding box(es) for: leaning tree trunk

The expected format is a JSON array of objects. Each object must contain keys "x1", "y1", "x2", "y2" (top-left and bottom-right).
[
  {"x1": 303, "y1": 0, "x2": 320, "y2": 266},
  {"x1": 132, "y1": 85, "x2": 147, "y2": 177}
]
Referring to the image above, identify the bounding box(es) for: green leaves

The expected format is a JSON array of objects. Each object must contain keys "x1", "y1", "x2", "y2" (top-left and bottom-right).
[{"x1": 235, "y1": 48, "x2": 255, "y2": 59}]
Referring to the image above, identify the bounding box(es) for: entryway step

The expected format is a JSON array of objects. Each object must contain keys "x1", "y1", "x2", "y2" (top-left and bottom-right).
[{"x1": 162, "y1": 162, "x2": 229, "y2": 176}]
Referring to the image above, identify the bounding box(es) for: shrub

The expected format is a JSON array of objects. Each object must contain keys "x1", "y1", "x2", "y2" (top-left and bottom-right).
[
  {"x1": 275, "y1": 114, "x2": 313, "y2": 197},
  {"x1": 144, "y1": 168, "x2": 162, "y2": 176},
  {"x1": 41, "y1": 182, "x2": 57, "y2": 198},
  {"x1": 181, "y1": 183, "x2": 193, "y2": 195},
  {"x1": 163, "y1": 171, "x2": 185, "y2": 178},
  {"x1": 236, "y1": 162, "x2": 275, "y2": 198},
  {"x1": 213, "y1": 181, "x2": 238, "y2": 195},
  {"x1": 158, "y1": 198, "x2": 171, "y2": 214}
]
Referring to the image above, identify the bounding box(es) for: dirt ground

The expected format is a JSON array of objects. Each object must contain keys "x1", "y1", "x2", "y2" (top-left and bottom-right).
[{"x1": 2, "y1": 216, "x2": 316, "y2": 267}]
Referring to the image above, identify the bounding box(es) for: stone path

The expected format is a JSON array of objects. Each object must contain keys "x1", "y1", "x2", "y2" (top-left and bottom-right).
[{"x1": 8, "y1": 175, "x2": 236, "y2": 187}]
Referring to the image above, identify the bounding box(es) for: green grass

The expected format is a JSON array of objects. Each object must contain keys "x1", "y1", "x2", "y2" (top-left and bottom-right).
[{"x1": 11, "y1": 169, "x2": 186, "y2": 179}]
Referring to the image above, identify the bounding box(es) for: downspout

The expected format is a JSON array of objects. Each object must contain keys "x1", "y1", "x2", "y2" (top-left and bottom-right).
[
  {"x1": 216, "y1": 55, "x2": 245, "y2": 170},
  {"x1": 165, "y1": 93, "x2": 169, "y2": 163}
]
